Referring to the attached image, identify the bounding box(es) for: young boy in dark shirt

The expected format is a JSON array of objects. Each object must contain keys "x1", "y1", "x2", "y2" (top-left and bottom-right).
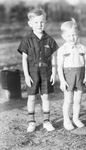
[{"x1": 18, "y1": 8, "x2": 59, "y2": 132}]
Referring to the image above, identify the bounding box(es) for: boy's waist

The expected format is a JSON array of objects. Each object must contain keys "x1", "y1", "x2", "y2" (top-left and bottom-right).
[
  {"x1": 35, "y1": 62, "x2": 48, "y2": 67},
  {"x1": 29, "y1": 62, "x2": 48, "y2": 67},
  {"x1": 63, "y1": 66, "x2": 85, "y2": 71}
]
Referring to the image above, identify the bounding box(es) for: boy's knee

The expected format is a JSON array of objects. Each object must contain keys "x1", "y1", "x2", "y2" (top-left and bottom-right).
[
  {"x1": 41, "y1": 94, "x2": 48, "y2": 100},
  {"x1": 74, "y1": 96, "x2": 81, "y2": 104},
  {"x1": 74, "y1": 99, "x2": 81, "y2": 105},
  {"x1": 28, "y1": 95, "x2": 35, "y2": 102},
  {"x1": 64, "y1": 98, "x2": 72, "y2": 105}
]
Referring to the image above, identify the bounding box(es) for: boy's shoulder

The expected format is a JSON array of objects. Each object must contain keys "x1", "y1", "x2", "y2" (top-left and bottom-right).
[
  {"x1": 42, "y1": 31, "x2": 54, "y2": 41},
  {"x1": 20, "y1": 30, "x2": 35, "y2": 42},
  {"x1": 79, "y1": 43, "x2": 86, "y2": 49},
  {"x1": 79, "y1": 43, "x2": 86, "y2": 53},
  {"x1": 42, "y1": 31, "x2": 58, "y2": 42},
  {"x1": 58, "y1": 43, "x2": 66, "y2": 50},
  {"x1": 26, "y1": 30, "x2": 35, "y2": 38},
  {"x1": 22, "y1": 30, "x2": 36, "y2": 39},
  {"x1": 44, "y1": 31, "x2": 53, "y2": 38}
]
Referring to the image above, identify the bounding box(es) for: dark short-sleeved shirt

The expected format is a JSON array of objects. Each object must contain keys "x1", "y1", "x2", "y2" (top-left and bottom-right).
[{"x1": 18, "y1": 30, "x2": 58, "y2": 70}]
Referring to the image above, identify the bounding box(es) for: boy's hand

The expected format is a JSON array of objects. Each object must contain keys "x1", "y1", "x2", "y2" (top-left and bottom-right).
[
  {"x1": 60, "y1": 80, "x2": 69, "y2": 92},
  {"x1": 50, "y1": 73, "x2": 56, "y2": 85},
  {"x1": 83, "y1": 78, "x2": 86, "y2": 86},
  {"x1": 25, "y1": 75, "x2": 33, "y2": 87}
]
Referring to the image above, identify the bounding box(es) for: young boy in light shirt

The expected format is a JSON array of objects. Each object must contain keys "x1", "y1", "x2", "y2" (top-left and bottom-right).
[{"x1": 57, "y1": 18, "x2": 86, "y2": 130}]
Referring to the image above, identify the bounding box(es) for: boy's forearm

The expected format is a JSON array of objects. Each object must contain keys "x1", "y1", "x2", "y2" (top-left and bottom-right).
[
  {"x1": 52, "y1": 64, "x2": 56, "y2": 75},
  {"x1": 22, "y1": 60, "x2": 29, "y2": 77},
  {"x1": 57, "y1": 52, "x2": 65, "y2": 82},
  {"x1": 22, "y1": 54, "x2": 30, "y2": 77},
  {"x1": 84, "y1": 55, "x2": 86, "y2": 79},
  {"x1": 58, "y1": 67, "x2": 65, "y2": 82},
  {"x1": 51, "y1": 51, "x2": 56, "y2": 74},
  {"x1": 84, "y1": 67, "x2": 86, "y2": 79}
]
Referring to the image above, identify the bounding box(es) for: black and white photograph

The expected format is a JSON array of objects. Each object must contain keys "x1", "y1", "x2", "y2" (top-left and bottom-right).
[{"x1": 0, "y1": 0, "x2": 86, "y2": 150}]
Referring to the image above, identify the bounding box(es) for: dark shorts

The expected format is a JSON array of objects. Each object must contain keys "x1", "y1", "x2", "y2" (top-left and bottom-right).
[
  {"x1": 63, "y1": 67, "x2": 85, "y2": 91},
  {"x1": 27, "y1": 66, "x2": 54, "y2": 95}
]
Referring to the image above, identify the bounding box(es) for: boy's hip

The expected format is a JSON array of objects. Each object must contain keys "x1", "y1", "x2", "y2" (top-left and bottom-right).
[
  {"x1": 28, "y1": 62, "x2": 48, "y2": 68},
  {"x1": 26, "y1": 73, "x2": 53, "y2": 95},
  {"x1": 29, "y1": 65, "x2": 52, "y2": 75},
  {"x1": 63, "y1": 66, "x2": 85, "y2": 75},
  {"x1": 63, "y1": 67, "x2": 85, "y2": 91}
]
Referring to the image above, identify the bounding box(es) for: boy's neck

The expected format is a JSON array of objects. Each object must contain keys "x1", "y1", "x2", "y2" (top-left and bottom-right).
[{"x1": 33, "y1": 31, "x2": 43, "y2": 39}]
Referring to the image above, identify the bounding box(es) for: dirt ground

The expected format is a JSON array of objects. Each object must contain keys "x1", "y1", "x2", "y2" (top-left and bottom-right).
[
  {"x1": 0, "y1": 83, "x2": 86, "y2": 150},
  {"x1": 0, "y1": 40, "x2": 86, "y2": 150}
]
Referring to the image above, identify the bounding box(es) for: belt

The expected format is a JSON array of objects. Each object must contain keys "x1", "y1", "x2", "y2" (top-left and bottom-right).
[
  {"x1": 64, "y1": 66, "x2": 84, "y2": 71},
  {"x1": 35, "y1": 62, "x2": 48, "y2": 67}
]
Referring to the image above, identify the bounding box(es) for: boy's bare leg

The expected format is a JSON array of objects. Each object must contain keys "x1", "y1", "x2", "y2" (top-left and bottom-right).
[
  {"x1": 27, "y1": 95, "x2": 36, "y2": 132},
  {"x1": 63, "y1": 91, "x2": 74, "y2": 130},
  {"x1": 41, "y1": 94, "x2": 55, "y2": 131},
  {"x1": 41, "y1": 94, "x2": 50, "y2": 112},
  {"x1": 41, "y1": 94, "x2": 50, "y2": 122},
  {"x1": 73, "y1": 90, "x2": 84, "y2": 128},
  {"x1": 27, "y1": 95, "x2": 35, "y2": 112}
]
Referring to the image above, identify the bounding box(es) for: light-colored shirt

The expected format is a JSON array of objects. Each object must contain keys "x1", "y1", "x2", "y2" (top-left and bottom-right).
[{"x1": 57, "y1": 42, "x2": 86, "y2": 68}]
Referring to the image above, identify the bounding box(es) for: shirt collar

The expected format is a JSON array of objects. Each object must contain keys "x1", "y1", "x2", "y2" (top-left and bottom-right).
[
  {"x1": 27, "y1": 30, "x2": 50, "y2": 40},
  {"x1": 65, "y1": 42, "x2": 81, "y2": 49}
]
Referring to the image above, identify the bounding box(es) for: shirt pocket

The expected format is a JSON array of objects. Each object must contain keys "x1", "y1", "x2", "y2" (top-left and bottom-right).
[
  {"x1": 44, "y1": 47, "x2": 51, "y2": 57},
  {"x1": 79, "y1": 53, "x2": 85, "y2": 56}
]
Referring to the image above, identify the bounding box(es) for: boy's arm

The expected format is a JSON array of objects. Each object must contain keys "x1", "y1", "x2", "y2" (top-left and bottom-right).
[
  {"x1": 22, "y1": 52, "x2": 29, "y2": 77},
  {"x1": 83, "y1": 53, "x2": 86, "y2": 84},
  {"x1": 52, "y1": 51, "x2": 57, "y2": 75},
  {"x1": 57, "y1": 49, "x2": 65, "y2": 83},
  {"x1": 22, "y1": 52, "x2": 33, "y2": 87},
  {"x1": 57, "y1": 49, "x2": 68, "y2": 91},
  {"x1": 50, "y1": 51, "x2": 57, "y2": 85}
]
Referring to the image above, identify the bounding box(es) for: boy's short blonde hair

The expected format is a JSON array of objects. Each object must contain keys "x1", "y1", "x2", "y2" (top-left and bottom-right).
[
  {"x1": 61, "y1": 18, "x2": 78, "y2": 34},
  {"x1": 27, "y1": 8, "x2": 46, "y2": 20}
]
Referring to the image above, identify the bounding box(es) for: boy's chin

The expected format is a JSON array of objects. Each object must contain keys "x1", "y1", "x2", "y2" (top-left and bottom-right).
[
  {"x1": 38, "y1": 30, "x2": 43, "y2": 33},
  {"x1": 69, "y1": 42, "x2": 77, "y2": 45},
  {"x1": 38, "y1": 31, "x2": 43, "y2": 34}
]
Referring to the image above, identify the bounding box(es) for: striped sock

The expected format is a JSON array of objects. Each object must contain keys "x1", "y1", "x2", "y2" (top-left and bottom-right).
[
  {"x1": 43, "y1": 111, "x2": 50, "y2": 122},
  {"x1": 28, "y1": 112, "x2": 35, "y2": 123}
]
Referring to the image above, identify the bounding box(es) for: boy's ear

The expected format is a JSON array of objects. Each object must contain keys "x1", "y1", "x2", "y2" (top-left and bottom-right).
[{"x1": 28, "y1": 20, "x2": 32, "y2": 27}]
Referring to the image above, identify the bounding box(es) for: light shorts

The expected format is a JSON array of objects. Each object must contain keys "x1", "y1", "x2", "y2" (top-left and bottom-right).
[
  {"x1": 63, "y1": 67, "x2": 85, "y2": 91},
  {"x1": 26, "y1": 66, "x2": 54, "y2": 95}
]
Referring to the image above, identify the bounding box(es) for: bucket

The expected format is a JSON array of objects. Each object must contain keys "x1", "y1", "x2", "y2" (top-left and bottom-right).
[{"x1": 1, "y1": 69, "x2": 21, "y2": 99}]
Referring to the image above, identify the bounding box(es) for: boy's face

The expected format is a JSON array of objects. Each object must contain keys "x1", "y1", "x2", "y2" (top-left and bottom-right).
[
  {"x1": 62, "y1": 29, "x2": 79, "y2": 45},
  {"x1": 28, "y1": 14, "x2": 46, "y2": 34}
]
